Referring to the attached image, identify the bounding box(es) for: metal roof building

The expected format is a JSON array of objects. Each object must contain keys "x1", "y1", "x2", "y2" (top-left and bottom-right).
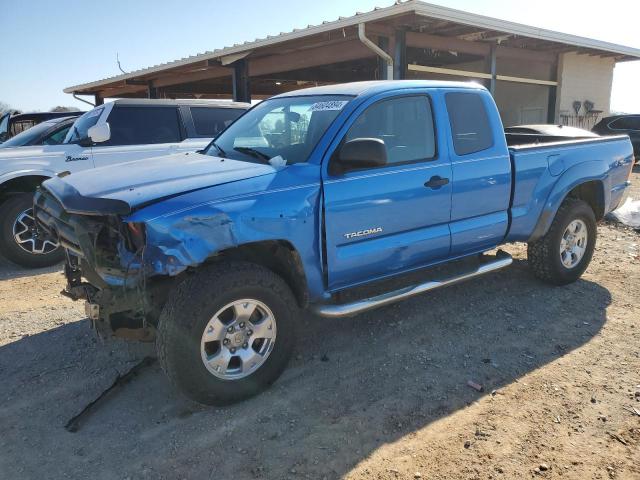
[{"x1": 65, "y1": 0, "x2": 640, "y2": 127}]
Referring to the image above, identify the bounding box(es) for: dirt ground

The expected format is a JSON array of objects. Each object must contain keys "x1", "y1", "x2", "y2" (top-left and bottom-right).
[{"x1": 1, "y1": 170, "x2": 639, "y2": 480}]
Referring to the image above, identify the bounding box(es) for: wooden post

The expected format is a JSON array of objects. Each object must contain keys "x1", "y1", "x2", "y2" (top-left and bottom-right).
[
  {"x1": 393, "y1": 29, "x2": 406, "y2": 80},
  {"x1": 377, "y1": 36, "x2": 390, "y2": 80},
  {"x1": 147, "y1": 83, "x2": 158, "y2": 99},
  {"x1": 548, "y1": 54, "x2": 561, "y2": 123},
  {"x1": 232, "y1": 59, "x2": 251, "y2": 103},
  {"x1": 489, "y1": 44, "x2": 497, "y2": 95}
]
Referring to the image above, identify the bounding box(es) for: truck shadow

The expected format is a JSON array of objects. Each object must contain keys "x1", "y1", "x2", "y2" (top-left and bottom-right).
[
  {"x1": 0, "y1": 258, "x2": 611, "y2": 479},
  {"x1": 0, "y1": 256, "x2": 62, "y2": 281}
]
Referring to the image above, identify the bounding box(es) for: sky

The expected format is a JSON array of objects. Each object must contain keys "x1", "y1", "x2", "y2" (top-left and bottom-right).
[{"x1": 1, "y1": 0, "x2": 639, "y2": 113}]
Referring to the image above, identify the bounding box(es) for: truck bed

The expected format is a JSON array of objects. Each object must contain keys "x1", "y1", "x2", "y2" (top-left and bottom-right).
[
  {"x1": 505, "y1": 134, "x2": 633, "y2": 242},
  {"x1": 505, "y1": 132, "x2": 602, "y2": 147}
]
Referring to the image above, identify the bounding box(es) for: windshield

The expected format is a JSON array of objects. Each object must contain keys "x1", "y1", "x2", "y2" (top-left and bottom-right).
[
  {"x1": 0, "y1": 121, "x2": 56, "y2": 148},
  {"x1": 205, "y1": 95, "x2": 353, "y2": 165},
  {"x1": 65, "y1": 107, "x2": 104, "y2": 143}
]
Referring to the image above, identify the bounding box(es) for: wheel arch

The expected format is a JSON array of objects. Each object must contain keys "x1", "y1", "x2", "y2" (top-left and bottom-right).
[
  {"x1": 566, "y1": 180, "x2": 605, "y2": 220},
  {"x1": 0, "y1": 174, "x2": 52, "y2": 204},
  {"x1": 212, "y1": 240, "x2": 309, "y2": 308},
  {"x1": 528, "y1": 162, "x2": 608, "y2": 243}
]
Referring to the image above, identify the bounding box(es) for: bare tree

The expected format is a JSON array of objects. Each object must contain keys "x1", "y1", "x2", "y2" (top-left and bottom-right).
[
  {"x1": 50, "y1": 106, "x2": 81, "y2": 113},
  {"x1": 0, "y1": 101, "x2": 15, "y2": 115}
]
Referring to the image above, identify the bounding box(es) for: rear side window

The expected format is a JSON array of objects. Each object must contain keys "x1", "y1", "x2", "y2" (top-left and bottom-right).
[
  {"x1": 11, "y1": 120, "x2": 37, "y2": 136},
  {"x1": 106, "y1": 106, "x2": 181, "y2": 145},
  {"x1": 445, "y1": 92, "x2": 493, "y2": 155},
  {"x1": 344, "y1": 95, "x2": 436, "y2": 165},
  {"x1": 191, "y1": 107, "x2": 244, "y2": 137},
  {"x1": 610, "y1": 116, "x2": 640, "y2": 131}
]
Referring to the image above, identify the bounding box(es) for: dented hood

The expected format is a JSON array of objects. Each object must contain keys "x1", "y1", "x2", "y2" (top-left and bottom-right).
[{"x1": 42, "y1": 152, "x2": 277, "y2": 214}]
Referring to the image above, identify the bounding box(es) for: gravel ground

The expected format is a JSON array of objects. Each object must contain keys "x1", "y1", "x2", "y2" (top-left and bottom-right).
[{"x1": 0, "y1": 169, "x2": 639, "y2": 480}]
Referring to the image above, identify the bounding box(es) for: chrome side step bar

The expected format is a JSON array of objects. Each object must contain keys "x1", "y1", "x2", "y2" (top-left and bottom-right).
[{"x1": 312, "y1": 251, "x2": 513, "y2": 318}]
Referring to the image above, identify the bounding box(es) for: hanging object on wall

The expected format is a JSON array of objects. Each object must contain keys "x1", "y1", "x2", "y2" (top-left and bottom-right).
[
  {"x1": 572, "y1": 101, "x2": 582, "y2": 115},
  {"x1": 561, "y1": 99, "x2": 602, "y2": 130},
  {"x1": 583, "y1": 100, "x2": 594, "y2": 113}
]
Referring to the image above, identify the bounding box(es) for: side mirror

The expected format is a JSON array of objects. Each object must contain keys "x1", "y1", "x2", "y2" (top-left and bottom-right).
[
  {"x1": 286, "y1": 111, "x2": 301, "y2": 123},
  {"x1": 87, "y1": 122, "x2": 111, "y2": 144},
  {"x1": 335, "y1": 138, "x2": 387, "y2": 173}
]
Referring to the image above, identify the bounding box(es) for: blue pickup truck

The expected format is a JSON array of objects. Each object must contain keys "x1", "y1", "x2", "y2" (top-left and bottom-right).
[{"x1": 34, "y1": 81, "x2": 634, "y2": 405}]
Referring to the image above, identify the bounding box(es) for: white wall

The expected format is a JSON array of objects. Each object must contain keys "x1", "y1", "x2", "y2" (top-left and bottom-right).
[
  {"x1": 406, "y1": 52, "x2": 616, "y2": 126},
  {"x1": 557, "y1": 52, "x2": 615, "y2": 118}
]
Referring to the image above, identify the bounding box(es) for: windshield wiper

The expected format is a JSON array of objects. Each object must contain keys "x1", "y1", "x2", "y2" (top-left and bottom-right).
[
  {"x1": 211, "y1": 141, "x2": 227, "y2": 157},
  {"x1": 233, "y1": 146, "x2": 271, "y2": 162}
]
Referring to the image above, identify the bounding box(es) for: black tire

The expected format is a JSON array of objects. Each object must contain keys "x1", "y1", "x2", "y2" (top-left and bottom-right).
[
  {"x1": 156, "y1": 261, "x2": 298, "y2": 405},
  {"x1": 0, "y1": 193, "x2": 64, "y2": 268},
  {"x1": 527, "y1": 198, "x2": 596, "y2": 285}
]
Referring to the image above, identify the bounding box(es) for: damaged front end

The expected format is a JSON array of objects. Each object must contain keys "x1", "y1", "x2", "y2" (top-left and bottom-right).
[{"x1": 34, "y1": 179, "x2": 175, "y2": 341}]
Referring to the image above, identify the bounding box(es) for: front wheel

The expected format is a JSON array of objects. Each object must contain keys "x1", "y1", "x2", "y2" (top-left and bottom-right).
[
  {"x1": 0, "y1": 193, "x2": 64, "y2": 268},
  {"x1": 156, "y1": 261, "x2": 297, "y2": 405},
  {"x1": 527, "y1": 198, "x2": 596, "y2": 285}
]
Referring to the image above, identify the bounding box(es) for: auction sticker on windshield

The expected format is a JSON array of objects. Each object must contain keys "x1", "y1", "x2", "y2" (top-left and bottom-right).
[{"x1": 310, "y1": 100, "x2": 349, "y2": 111}]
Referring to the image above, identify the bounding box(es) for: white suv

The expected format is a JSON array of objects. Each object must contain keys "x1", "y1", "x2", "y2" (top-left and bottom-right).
[{"x1": 0, "y1": 99, "x2": 249, "y2": 267}]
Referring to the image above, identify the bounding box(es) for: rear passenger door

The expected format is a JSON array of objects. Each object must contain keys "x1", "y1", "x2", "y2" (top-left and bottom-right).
[
  {"x1": 323, "y1": 93, "x2": 452, "y2": 290},
  {"x1": 91, "y1": 106, "x2": 184, "y2": 168},
  {"x1": 445, "y1": 91, "x2": 512, "y2": 256}
]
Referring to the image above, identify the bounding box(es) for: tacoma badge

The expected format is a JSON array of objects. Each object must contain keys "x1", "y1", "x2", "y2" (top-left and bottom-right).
[{"x1": 343, "y1": 227, "x2": 383, "y2": 239}]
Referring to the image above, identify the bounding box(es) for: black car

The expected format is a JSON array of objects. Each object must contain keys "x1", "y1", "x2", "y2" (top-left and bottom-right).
[
  {"x1": 0, "y1": 116, "x2": 77, "y2": 148},
  {"x1": 0, "y1": 111, "x2": 83, "y2": 143},
  {"x1": 592, "y1": 115, "x2": 640, "y2": 161}
]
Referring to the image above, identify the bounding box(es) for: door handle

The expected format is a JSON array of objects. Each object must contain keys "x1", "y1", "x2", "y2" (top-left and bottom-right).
[{"x1": 424, "y1": 175, "x2": 450, "y2": 189}]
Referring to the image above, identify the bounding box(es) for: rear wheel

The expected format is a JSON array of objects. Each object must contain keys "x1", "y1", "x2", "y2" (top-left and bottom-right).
[
  {"x1": 527, "y1": 198, "x2": 596, "y2": 285},
  {"x1": 0, "y1": 193, "x2": 64, "y2": 268},
  {"x1": 156, "y1": 261, "x2": 297, "y2": 405}
]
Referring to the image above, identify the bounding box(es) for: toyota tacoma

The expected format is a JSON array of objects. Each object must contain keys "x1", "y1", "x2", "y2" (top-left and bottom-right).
[{"x1": 34, "y1": 81, "x2": 634, "y2": 405}]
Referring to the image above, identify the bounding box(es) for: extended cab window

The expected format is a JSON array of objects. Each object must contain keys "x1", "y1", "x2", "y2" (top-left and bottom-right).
[
  {"x1": 446, "y1": 92, "x2": 493, "y2": 155},
  {"x1": 11, "y1": 120, "x2": 37, "y2": 136},
  {"x1": 106, "y1": 106, "x2": 181, "y2": 145},
  {"x1": 344, "y1": 95, "x2": 436, "y2": 165},
  {"x1": 191, "y1": 107, "x2": 244, "y2": 137}
]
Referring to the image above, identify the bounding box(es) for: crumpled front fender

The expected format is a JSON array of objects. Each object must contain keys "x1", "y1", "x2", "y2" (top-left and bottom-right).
[
  {"x1": 128, "y1": 182, "x2": 324, "y2": 297},
  {"x1": 144, "y1": 210, "x2": 238, "y2": 276}
]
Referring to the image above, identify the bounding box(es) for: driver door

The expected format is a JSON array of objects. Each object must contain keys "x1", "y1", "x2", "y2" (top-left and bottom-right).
[{"x1": 323, "y1": 94, "x2": 452, "y2": 290}]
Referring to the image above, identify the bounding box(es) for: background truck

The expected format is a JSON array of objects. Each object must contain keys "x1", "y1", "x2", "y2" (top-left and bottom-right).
[
  {"x1": 0, "y1": 98, "x2": 249, "y2": 268},
  {"x1": 34, "y1": 80, "x2": 634, "y2": 405},
  {"x1": 0, "y1": 111, "x2": 83, "y2": 143},
  {"x1": 0, "y1": 116, "x2": 78, "y2": 149}
]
